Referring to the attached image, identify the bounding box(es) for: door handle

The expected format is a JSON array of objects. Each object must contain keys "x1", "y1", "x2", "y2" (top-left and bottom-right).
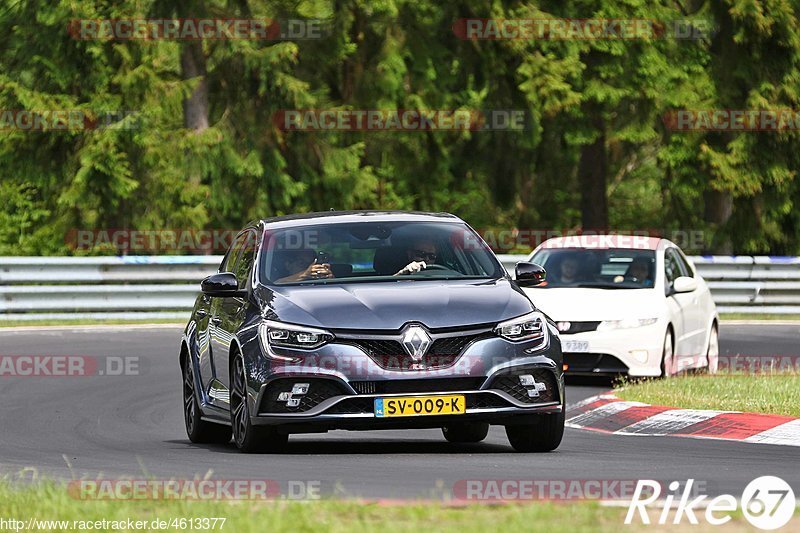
[{"x1": 210, "y1": 316, "x2": 222, "y2": 326}]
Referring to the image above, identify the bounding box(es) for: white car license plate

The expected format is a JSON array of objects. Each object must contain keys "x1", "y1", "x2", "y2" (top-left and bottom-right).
[{"x1": 561, "y1": 340, "x2": 589, "y2": 352}]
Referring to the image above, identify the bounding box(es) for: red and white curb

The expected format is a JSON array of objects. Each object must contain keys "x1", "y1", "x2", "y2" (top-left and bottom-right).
[{"x1": 566, "y1": 394, "x2": 800, "y2": 447}]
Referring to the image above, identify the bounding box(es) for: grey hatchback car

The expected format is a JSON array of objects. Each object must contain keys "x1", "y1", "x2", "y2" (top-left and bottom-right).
[{"x1": 180, "y1": 211, "x2": 565, "y2": 453}]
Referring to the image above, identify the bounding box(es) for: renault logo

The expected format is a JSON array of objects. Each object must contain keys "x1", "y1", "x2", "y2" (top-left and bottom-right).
[{"x1": 401, "y1": 325, "x2": 431, "y2": 362}]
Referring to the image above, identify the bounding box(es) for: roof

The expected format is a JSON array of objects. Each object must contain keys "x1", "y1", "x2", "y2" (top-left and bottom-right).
[
  {"x1": 253, "y1": 210, "x2": 461, "y2": 230},
  {"x1": 534, "y1": 234, "x2": 664, "y2": 251}
]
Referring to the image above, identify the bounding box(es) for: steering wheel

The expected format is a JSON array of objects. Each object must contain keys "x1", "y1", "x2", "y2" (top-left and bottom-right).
[{"x1": 422, "y1": 264, "x2": 449, "y2": 270}]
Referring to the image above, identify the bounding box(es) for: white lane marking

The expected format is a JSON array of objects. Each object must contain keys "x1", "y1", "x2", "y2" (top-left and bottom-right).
[
  {"x1": 566, "y1": 400, "x2": 647, "y2": 427},
  {"x1": 744, "y1": 419, "x2": 800, "y2": 447},
  {"x1": 0, "y1": 324, "x2": 183, "y2": 334},
  {"x1": 616, "y1": 409, "x2": 728, "y2": 436},
  {"x1": 566, "y1": 393, "x2": 617, "y2": 412}
]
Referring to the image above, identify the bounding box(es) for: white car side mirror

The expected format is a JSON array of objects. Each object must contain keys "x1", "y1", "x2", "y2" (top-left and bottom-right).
[{"x1": 672, "y1": 276, "x2": 698, "y2": 293}]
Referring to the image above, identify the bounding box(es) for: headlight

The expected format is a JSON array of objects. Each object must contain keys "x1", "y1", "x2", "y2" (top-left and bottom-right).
[
  {"x1": 495, "y1": 311, "x2": 548, "y2": 347},
  {"x1": 259, "y1": 320, "x2": 334, "y2": 352},
  {"x1": 597, "y1": 318, "x2": 658, "y2": 331}
]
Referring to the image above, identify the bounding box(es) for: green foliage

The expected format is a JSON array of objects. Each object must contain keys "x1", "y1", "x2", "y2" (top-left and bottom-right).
[{"x1": 0, "y1": 0, "x2": 798, "y2": 255}]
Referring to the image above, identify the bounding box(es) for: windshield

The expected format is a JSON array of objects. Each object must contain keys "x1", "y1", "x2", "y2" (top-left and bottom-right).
[
  {"x1": 529, "y1": 248, "x2": 656, "y2": 289},
  {"x1": 259, "y1": 221, "x2": 505, "y2": 285}
]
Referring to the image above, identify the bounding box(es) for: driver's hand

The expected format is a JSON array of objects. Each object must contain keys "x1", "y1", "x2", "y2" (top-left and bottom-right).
[
  {"x1": 299, "y1": 260, "x2": 333, "y2": 280},
  {"x1": 396, "y1": 261, "x2": 427, "y2": 275}
]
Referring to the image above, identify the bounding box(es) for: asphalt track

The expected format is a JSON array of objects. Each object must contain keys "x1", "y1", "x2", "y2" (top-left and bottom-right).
[{"x1": 0, "y1": 323, "x2": 798, "y2": 499}]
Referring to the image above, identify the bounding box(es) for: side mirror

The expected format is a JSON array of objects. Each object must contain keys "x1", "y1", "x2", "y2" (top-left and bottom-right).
[
  {"x1": 672, "y1": 276, "x2": 697, "y2": 294},
  {"x1": 515, "y1": 262, "x2": 547, "y2": 287},
  {"x1": 201, "y1": 272, "x2": 244, "y2": 297}
]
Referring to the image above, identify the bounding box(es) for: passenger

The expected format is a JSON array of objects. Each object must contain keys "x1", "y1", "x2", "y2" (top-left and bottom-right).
[{"x1": 276, "y1": 250, "x2": 333, "y2": 282}]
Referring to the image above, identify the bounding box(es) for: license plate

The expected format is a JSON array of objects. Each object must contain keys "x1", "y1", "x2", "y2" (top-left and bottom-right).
[
  {"x1": 561, "y1": 340, "x2": 590, "y2": 352},
  {"x1": 374, "y1": 395, "x2": 465, "y2": 418}
]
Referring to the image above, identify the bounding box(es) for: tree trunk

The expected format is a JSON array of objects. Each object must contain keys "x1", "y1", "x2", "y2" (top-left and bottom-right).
[
  {"x1": 703, "y1": 189, "x2": 733, "y2": 253},
  {"x1": 578, "y1": 118, "x2": 608, "y2": 230},
  {"x1": 180, "y1": 41, "x2": 209, "y2": 131}
]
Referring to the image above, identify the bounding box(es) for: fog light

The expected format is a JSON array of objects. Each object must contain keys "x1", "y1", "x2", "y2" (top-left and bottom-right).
[
  {"x1": 527, "y1": 388, "x2": 540, "y2": 398},
  {"x1": 630, "y1": 350, "x2": 649, "y2": 364},
  {"x1": 277, "y1": 392, "x2": 291, "y2": 401},
  {"x1": 519, "y1": 374, "x2": 535, "y2": 386},
  {"x1": 291, "y1": 383, "x2": 310, "y2": 395},
  {"x1": 286, "y1": 398, "x2": 301, "y2": 407}
]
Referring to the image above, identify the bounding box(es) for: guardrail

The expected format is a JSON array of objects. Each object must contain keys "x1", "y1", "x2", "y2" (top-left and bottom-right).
[
  {"x1": 498, "y1": 254, "x2": 800, "y2": 315},
  {"x1": 0, "y1": 255, "x2": 797, "y2": 320}
]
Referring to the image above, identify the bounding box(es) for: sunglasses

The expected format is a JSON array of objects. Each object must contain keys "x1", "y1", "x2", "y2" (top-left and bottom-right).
[{"x1": 412, "y1": 249, "x2": 437, "y2": 261}]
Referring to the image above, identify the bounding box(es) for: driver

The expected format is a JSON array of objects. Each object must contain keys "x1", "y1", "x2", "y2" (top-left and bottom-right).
[
  {"x1": 276, "y1": 249, "x2": 333, "y2": 282},
  {"x1": 395, "y1": 238, "x2": 438, "y2": 276}
]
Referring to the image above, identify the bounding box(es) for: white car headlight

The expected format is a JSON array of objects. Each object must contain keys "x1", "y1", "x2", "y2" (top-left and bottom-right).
[
  {"x1": 495, "y1": 311, "x2": 548, "y2": 348},
  {"x1": 597, "y1": 318, "x2": 658, "y2": 331},
  {"x1": 259, "y1": 320, "x2": 334, "y2": 351}
]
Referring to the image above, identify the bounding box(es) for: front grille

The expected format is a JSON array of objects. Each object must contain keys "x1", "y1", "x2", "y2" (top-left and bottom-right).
[
  {"x1": 558, "y1": 321, "x2": 601, "y2": 335},
  {"x1": 345, "y1": 332, "x2": 491, "y2": 371},
  {"x1": 259, "y1": 378, "x2": 349, "y2": 414},
  {"x1": 563, "y1": 353, "x2": 628, "y2": 374},
  {"x1": 350, "y1": 377, "x2": 486, "y2": 395},
  {"x1": 466, "y1": 393, "x2": 511, "y2": 409},
  {"x1": 328, "y1": 397, "x2": 375, "y2": 414},
  {"x1": 487, "y1": 369, "x2": 559, "y2": 404}
]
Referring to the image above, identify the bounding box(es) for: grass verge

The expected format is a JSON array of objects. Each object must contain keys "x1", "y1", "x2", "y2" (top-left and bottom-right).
[
  {"x1": 616, "y1": 373, "x2": 800, "y2": 417},
  {"x1": 719, "y1": 312, "x2": 800, "y2": 321},
  {"x1": 0, "y1": 481, "x2": 630, "y2": 533}
]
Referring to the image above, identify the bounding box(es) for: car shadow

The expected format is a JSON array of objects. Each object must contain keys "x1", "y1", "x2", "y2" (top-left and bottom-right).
[{"x1": 164, "y1": 438, "x2": 512, "y2": 455}]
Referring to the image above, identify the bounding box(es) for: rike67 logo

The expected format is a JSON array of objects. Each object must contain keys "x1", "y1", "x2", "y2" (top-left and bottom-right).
[{"x1": 626, "y1": 476, "x2": 796, "y2": 530}]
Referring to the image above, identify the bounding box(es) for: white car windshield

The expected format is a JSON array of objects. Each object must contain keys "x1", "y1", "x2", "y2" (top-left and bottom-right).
[{"x1": 530, "y1": 249, "x2": 656, "y2": 289}]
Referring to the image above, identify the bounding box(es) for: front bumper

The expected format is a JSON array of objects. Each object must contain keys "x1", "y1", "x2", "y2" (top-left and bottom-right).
[
  {"x1": 244, "y1": 334, "x2": 564, "y2": 431},
  {"x1": 559, "y1": 321, "x2": 665, "y2": 377}
]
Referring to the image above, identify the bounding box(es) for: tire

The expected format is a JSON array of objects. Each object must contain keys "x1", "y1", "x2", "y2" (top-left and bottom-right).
[
  {"x1": 442, "y1": 422, "x2": 489, "y2": 443},
  {"x1": 704, "y1": 324, "x2": 719, "y2": 374},
  {"x1": 505, "y1": 409, "x2": 565, "y2": 453},
  {"x1": 230, "y1": 355, "x2": 288, "y2": 453},
  {"x1": 660, "y1": 329, "x2": 676, "y2": 378},
  {"x1": 182, "y1": 355, "x2": 231, "y2": 444}
]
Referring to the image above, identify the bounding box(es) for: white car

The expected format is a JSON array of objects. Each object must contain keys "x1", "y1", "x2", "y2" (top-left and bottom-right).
[{"x1": 522, "y1": 236, "x2": 718, "y2": 377}]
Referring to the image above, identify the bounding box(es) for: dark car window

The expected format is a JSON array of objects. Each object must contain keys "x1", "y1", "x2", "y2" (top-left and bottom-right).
[
  {"x1": 528, "y1": 248, "x2": 656, "y2": 289},
  {"x1": 664, "y1": 248, "x2": 688, "y2": 294},
  {"x1": 674, "y1": 247, "x2": 695, "y2": 277},
  {"x1": 259, "y1": 221, "x2": 505, "y2": 285},
  {"x1": 221, "y1": 232, "x2": 247, "y2": 273},
  {"x1": 234, "y1": 230, "x2": 257, "y2": 289}
]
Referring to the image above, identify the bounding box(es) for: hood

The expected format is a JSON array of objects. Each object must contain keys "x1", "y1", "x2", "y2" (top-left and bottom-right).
[
  {"x1": 256, "y1": 279, "x2": 533, "y2": 330},
  {"x1": 522, "y1": 287, "x2": 662, "y2": 322}
]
